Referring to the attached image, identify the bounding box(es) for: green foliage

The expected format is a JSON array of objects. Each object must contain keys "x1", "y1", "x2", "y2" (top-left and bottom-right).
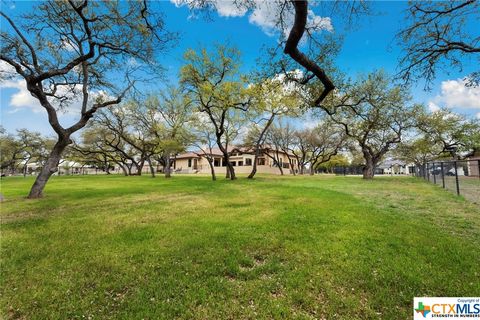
[
  {"x1": 0, "y1": 128, "x2": 52, "y2": 173},
  {"x1": 0, "y1": 130, "x2": 21, "y2": 171},
  {"x1": 181, "y1": 45, "x2": 248, "y2": 112},
  {"x1": 394, "y1": 136, "x2": 445, "y2": 165},
  {"x1": 322, "y1": 70, "x2": 420, "y2": 171},
  {"x1": 316, "y1": 154, "x2": 349, "y2": 171},
  {"x1": 416, "y1": 107, "x2": 480, "y2": 157}
]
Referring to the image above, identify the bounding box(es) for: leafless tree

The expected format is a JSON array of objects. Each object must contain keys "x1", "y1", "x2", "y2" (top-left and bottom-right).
[{"x1": 396, "y1": 0, "x2": 479, "y2": 87}]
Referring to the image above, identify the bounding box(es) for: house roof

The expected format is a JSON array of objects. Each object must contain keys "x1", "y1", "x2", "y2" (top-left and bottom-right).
[
  {"x1": 176, "y1": 145, "x2": 294, "y2": 159},
  {"x1": 175, "y1": 152, "x2": 201, "y2": 159},
  {"x1": 378, "y1": 159, "x2": 407, "y2": 169}
]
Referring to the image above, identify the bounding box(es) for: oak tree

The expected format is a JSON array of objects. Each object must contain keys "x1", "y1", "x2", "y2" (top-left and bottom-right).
[
  {"x1": 322, "y1": 71, "x2": 419, "y2": 179},
  {"x1": 1, "y1": 0, "x2": 175, "y2": 197}
]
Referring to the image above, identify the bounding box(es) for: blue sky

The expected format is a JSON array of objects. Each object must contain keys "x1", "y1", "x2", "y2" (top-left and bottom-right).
[{"x1": 1, "y1": 1, "x2": 479, "y2": 136}]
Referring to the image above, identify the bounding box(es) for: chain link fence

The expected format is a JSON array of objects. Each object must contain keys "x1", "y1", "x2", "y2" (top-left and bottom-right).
[{"x1": 412, "y1": 160, "x2": 480, "y2": 203}]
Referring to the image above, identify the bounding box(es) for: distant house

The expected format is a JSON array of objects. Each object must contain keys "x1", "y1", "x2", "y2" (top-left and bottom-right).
[
  {"x1": 26, "y1": 161, "x2": 106, "y2": 175},
  {"x1": 377, "y1": 159, "x2": 410, "y2": 175},
  {"x1": 172, "y1": 146, "x2": 297, "y2": 175}
]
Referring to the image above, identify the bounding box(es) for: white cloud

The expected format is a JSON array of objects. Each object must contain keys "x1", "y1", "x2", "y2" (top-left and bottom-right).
[
  {"x1": 171, "y1": 0, "x2": 332, "y2": 37},
  {"x1": 429, "y1": 78, "x2": 480, "y2": 111},
  {"x1": 215, "y1": 1, "x2": 247, "y2": 17},
  {"x1": 170, "y1": 0, "x2": 186, "y2": 8},
  {"x1": 0, "y1": 79, "x2": 43, "y2": 113},
  {"x1": 126, "y1": 57, "x2": 140, "y2": 67},
  {"x1": 171, "y1": 0, "x2": 246, "y2": 18},
  {"x1": 0, "y1": 60, "x2": 17, "y2": 79},
  {"x1": 249, "y1": 3, "x2": 332, "y2": 38},
  {"x1": 248, "y1": 1, "x2": 281, "y2": 36},
  {"x1": 0, "y1": 79, "x2": 114, "y2": 116},
  {"x1": 428, "y1": 101, "x2": 440, "y2": 113},
  {"x1": 308, "y1": 10, "x2": 333, "y2": 32},
  {"x1": 60, "y1": 39, "x2": 78, "y2": 52}
]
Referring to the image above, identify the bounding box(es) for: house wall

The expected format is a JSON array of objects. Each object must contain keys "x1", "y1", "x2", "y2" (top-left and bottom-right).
[
  {"x1": 383, "y1": 165, "x2": 408, "y2": 175},
  {"x1": 467, "y1": 158, "x2": 479, "y2": 177},
  {"x1": 173, "y1": 152, "x2": 296, "y2": 175},
  {"x1": 173, "y1": 158, "x2": 199, "y2": 174}
]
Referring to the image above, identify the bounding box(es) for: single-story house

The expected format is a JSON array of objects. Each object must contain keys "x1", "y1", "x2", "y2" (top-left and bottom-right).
[
  {"x1": 377, "y1": 159, "x2": 409, "y2": 175},
  {"x1": 172, "y1": 146, "x2": 297, "y2": 175}
]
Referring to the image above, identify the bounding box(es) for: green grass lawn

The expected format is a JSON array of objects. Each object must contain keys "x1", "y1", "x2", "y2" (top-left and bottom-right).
[{"x1": 1, "y1": 174, "x2": 479, "y2": 319}]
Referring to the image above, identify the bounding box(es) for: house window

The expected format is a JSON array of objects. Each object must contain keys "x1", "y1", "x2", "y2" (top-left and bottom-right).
[
  {"x1": 231, "y1": 161, "x2": 236, "y2": 166},
  {"x1": 246, "y1": 158, "x2": 252, "y2": 166},
  {"x1": 238, "y1": 161, "x2": 243, "y2": 166},
  {"x1": 214, "y1": 158, "x2": 221, "y2": 167},
  {"x1": 258, "y1": 158, "x2": 266, "y2": 165},
  {"x1": 188, "y1": 159, "x2": 192, "y2": 167}
]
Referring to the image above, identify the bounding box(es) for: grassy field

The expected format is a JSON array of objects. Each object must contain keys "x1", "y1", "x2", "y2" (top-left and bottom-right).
[{"x1": 1, "y1": 174, "x2": 479, "y2": 319}]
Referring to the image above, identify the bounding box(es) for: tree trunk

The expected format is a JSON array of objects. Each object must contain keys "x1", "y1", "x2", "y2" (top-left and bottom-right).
[
  {"x1": 147, "y1": 158, "x2": 156, "y2": 178},
  {"x1": 310, "y1": 165, "x2": 315, "y2": 175},
  {"x1": 289, "y1": 160, "x2": 296, "y2": 176},
  {"x1": 275, "y1": 151, "x2": 284, "y2": 176},
  {"x1": 226, "y1": 166, "x2": 230, "y2": 179},
  {"x1": 104, "y1": 157, "x2": 111, "y2": 174},
  {"x1": 127, "y1": 163, "x2": 133, "y2": 175},
  {"x1": 363, "y1": 156, "x2": 375, "y2": 179},
  {"x1": 248, "y1": 114, "x2": 275, "y2": 179},
  {"x1": 222, "y1": 153, "x2": 235, "y2": 180},
  {"x1": 23, "y1": 157, "x2": 32, "y2": 177},
  {"x1": 248, "y1": 154, "x2": 259, "y2": 179},
  {"x1": 164, "y1": 155, "x2": 171, "y2": 178},
  {"x1": 27, "y1": 138, "x2": 69, "y2": 198},
  {"x1": 23, "y1": 159, "x2": 30, "y2": 178},
  {"x1": 136, "y1": 160, "x2": 144, "y2": 176},
  {"x1": 119, "y1": 163, "x2": 129, "y2": 176},
  {"x1": 225, "y1": 156, "x2": 236, "y2": 180},
  {"x1": 207, "y1": 158, "x2": 216, "y2": 181}
]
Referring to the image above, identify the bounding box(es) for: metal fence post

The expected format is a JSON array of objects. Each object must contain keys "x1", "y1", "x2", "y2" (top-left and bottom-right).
[
  {"x1": 433, "y1": 162, "x2": 436, "y2": 184},
  {"x1": 454, "y1": 161, "x2": 460, "y2": 196},
  {"x1": 440, "y1": 162, "x2": 445, "y2": 188}
]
